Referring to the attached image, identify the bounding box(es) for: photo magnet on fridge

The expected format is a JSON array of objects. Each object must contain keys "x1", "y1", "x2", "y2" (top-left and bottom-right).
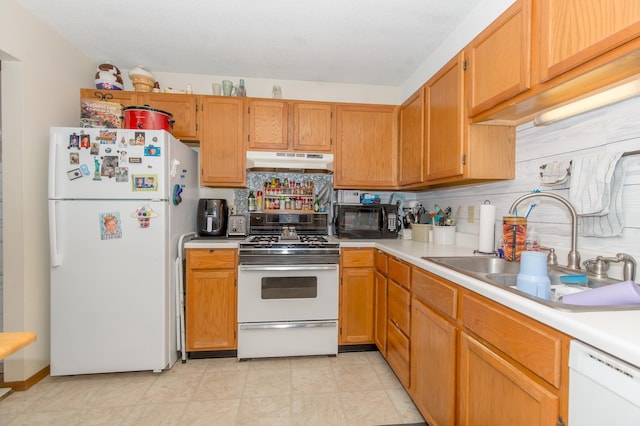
[
  {"x1": 80, "y1": 134, "x2": 91, "y2": 149},
  {"x1": 132, "y1": 174, "x2": 157, "y2": 191},
  {"x1": 69, "y1": 133, "x2": 80, "y2": 149},
  {"x1": 67, "y1": 168, "x2": 83, "y2": 180},
  {"x1": 99, "y1": 212, "x2": 122, "y2": 240},
  {"x1": 69, "y1": 152, "x2": 79, "y2": 165},
  {"x1": 144, "y1": 145, "x2": 160, "y2": 157},
  {"x1": 132, "y1": 132, "x2": 146, "y2": 145},
  {"x1": 131, "y1": 204, "x2": 158, "y2": 228}
]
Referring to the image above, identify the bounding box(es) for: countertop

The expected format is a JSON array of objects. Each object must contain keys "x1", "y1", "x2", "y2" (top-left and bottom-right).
[{"x1": 184, "y1": 237, "x2": 640, "y2": 368}]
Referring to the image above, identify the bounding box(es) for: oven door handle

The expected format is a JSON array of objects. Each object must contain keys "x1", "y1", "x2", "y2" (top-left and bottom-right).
[
  {"x1": 239, "y1": 321, "x2": 337, "y2": 330},
  {"x1": 239, "y1": 265, "x2": 338, "y2": 272}
]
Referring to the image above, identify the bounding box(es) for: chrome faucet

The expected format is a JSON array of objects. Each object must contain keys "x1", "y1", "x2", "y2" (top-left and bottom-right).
[
  {"x1": 584, "y1": 253, "x2": 637, "y2": 282},
  {"x1": 509, "y1": 192, "x2": 580, "y2": 270}
]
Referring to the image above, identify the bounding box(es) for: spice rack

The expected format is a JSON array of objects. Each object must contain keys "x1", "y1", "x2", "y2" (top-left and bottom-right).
[{"x1": 256, "y1": 179, "x2": 318, "y2": 213}]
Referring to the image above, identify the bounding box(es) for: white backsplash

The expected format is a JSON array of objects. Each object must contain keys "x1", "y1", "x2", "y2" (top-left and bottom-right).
[{"x1": 414, "y1": 96, "x2": 640, "y2": 281}]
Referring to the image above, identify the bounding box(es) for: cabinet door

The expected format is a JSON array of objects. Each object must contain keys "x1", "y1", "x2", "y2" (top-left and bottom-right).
[
  {"x1": 339, "y1": 267, "x2": 374, "y2": 344},
  {"x1": 467, "y1": 0, "x2": 531, "y2": 116},
  {"x1": 373, "y1": 270, "x2": 387, "y2": 356},
  {"x1": 459, "y1": 333, "x2": 559, "y2": 426},
  {"x1": 398, "y1": 87, "x2": 425, "y2": 186},
  {"x1": 246, "y1": 99, "x2": 289, "y2": 150},
  {"x1": 387, "y1": 280, "x2": 410, "y2": 335},
  {"x1": 80, "y1": 89, "x2": 139, "y2": 109},
  {"x1": 538, "y1": 0, "x2": 640, "y2": 82},
  {"x1": 293, "y1": 102, "x2": 333, "y2": 152},
  {"x1": 199, "y1": 97, "x2": 246, "y2": 187},
  {"x1": 425, "y1": 52, "x2": 464, "y2": 181},
  {"x1": 186, "y1": 269, "x2": 237, "y2": 351},
  {"x1": 334, "y1": 104, "x2": 398, "y2": 189},
  {"x1": 139, "y1": 93, "x2": 198, "y2": 140},
  {"x1": 386, "y1": 321, "x2": 410, "y2": 388},
  {"x1": 411, "y1": 297, "x2": 457, "y2": 426}
]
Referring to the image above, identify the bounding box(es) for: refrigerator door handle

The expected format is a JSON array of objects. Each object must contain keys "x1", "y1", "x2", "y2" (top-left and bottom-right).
[
  {"x1": 48, "y1": 133, "x2": 57, "y2": 198},
  {"x1": 49, "y1": 200, "x2": 61, "y2": 267}
]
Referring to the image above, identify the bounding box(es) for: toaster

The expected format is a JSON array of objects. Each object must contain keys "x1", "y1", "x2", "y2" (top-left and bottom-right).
[{"x1": 227, "y1": 214, "x2": 248, "y2": 237}]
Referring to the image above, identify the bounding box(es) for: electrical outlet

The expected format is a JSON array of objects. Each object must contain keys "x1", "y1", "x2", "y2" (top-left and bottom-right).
[{"x1": 468, "y1": 205, "x2": 475, "y2": 223}]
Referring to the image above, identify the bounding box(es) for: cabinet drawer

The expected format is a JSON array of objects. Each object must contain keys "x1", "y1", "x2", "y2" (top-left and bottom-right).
[
  {"x1": 412, "y1": 267, "x2": 458, "y2": 320},
  {"x1": 387, "y1": 321, "x2": 410, "y2": 388},
  {"x1": 341, "y1": 248, "x2": 374, "y2": 267},
  {"x1": 461, "y1": 292, "x2": 565, "y2": 388},
  {"x1": 187, "y1": 248, "x2": 237, "y2": 269},
  {"x1": 375, "y1": 250, "x2": 388, "y2": 275},
  {"x1": 388, "y1": 257, "x2": 411, "y2": 289},
  {"x1": 388, "y1": 280, "x2": 411, "y2": 335}
]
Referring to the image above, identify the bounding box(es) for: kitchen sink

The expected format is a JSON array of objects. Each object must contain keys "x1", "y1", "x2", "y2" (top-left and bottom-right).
[{"x1": 424, "y1": 256, "x2": 640, "y2": 312}]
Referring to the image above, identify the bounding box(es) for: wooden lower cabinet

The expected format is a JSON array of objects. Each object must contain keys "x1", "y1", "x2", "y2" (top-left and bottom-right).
[
  {"x1": 458, "y1": 333, "x2": 559, "y2": 426},
  {"x1": 373, "y1": 269, "x2": 387, "y2": 355},
  {"x1": 386, "y1": 320, "x2": 410, "y2": 387},
  {"x1": 386, "y1": 257, "x2": 411, "y2": 388},
  {"x1": 185, "y1": 248, "x2": 237, "y2": 351},
  {"x1": 411, "y1": 295, "x2": 457, "y2": 426},
  {"x1": 459, "y1": 291, "x2": 569, "y2": 426},
  {"x1": 338, "y1": 250, "x2": 569, "y2": 425},
  {"x1": 339, "y1": 248, "x2": 375, "y2": 344}
]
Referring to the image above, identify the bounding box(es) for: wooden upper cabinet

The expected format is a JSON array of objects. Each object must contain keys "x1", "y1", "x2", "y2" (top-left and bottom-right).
[
  {"x1": 538, "y1": 0, "x2": 640, "y2": 83},
  {"x1": 423, "y1": 51, "x2": 516, "y2": 187},
  {"x1": 398, "y1": 87, "x2": 425, "y2": 187},
  {"x1": 80, "y1": 88, "x2": 139, "y2": 109},
  {"x1": 139, "y1": 92, "x2": 198, "y2": 141},
  {"x1": 199, "y1": 97, "x2": 245, "y2": 187},
  {"x1": 246, "y1": 99, "x2": 289, "y2": 150},
  {"x1": 292, "y1": 102, "x2": 334, "y2": 152},
  {"x1": 334, "y1": 104, "x2": 398, "y2": 189},
  {"x1": 425, "y1": 52, "x2": 465, "y2": 182},
  {"x1": 466, "y1": 0, "x2": 532, "y2": 117}
]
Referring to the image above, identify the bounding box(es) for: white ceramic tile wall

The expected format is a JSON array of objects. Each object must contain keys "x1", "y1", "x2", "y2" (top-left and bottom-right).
[{"x1": 415, "y1": 96, "x2": 640, "y2": 281}]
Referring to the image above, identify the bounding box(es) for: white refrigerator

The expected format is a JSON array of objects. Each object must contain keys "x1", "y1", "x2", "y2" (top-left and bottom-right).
[{"x1": 48, "y1": 127, "x2": 198, "y2": 375}]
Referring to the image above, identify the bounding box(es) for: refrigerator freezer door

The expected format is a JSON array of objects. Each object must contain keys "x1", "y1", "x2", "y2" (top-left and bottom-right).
[
  {"x1": 48, "y1": 127, "x2": 171, "y2": 200},
  {"x1": 50, "y1": 199, "x2": 171, "y2": 375}
]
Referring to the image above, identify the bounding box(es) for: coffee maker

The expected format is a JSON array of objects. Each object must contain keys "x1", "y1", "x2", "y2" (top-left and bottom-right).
[{"x1": 197, "y1": 199, "x2": 228, "y2": 237}]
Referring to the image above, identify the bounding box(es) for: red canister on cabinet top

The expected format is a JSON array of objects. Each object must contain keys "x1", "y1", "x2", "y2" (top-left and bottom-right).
[{"x1": 122, "y1": 105, "x2": 174, "y2": 132}]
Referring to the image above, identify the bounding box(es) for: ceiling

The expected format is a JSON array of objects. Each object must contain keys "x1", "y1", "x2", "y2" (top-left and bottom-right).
[{"x1": 17, "y1": 0, "x2": 479, "y2": 86}]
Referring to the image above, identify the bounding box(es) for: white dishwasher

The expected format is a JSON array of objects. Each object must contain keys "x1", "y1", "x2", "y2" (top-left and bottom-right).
[{"x1": 569, "y1": 340, "x2": 640, "y2": 425}]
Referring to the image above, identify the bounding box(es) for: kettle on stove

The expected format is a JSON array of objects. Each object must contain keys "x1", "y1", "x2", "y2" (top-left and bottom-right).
[{"x1": 197, "y1": 199, "x2": 228, "y2": 237}]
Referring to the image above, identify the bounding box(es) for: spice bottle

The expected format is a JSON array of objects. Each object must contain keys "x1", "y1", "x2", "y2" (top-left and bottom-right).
[
  {"x1": 248, "y1": 191, "x2": 256, "y2": 212},
  {"x1": 256, "y1": 190, "x2": 263, "y2": 212}
]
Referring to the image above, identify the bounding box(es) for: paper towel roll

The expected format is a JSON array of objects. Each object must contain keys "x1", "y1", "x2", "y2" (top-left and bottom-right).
[{"x1": 478, "y1": 204, "x2": 496, "y2": 253}]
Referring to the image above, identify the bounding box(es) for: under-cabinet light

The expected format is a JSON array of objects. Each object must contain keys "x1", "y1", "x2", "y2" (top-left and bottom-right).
[{"x1": 534, "y1": 78, "x2": 640, "y2": 126}]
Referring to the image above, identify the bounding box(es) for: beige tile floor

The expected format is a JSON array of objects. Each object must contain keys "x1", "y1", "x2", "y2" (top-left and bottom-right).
[{"x1": 0, "y1": 351, "x2": 426, "y2": 425}]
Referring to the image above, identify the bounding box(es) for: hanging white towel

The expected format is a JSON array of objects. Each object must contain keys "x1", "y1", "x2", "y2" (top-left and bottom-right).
[
  {"x1": 539, "y1": 160, "x2": 571, "y2": 189},
  {"x1": 568, "y1": 152, "x2": 626, "y2": 237}
]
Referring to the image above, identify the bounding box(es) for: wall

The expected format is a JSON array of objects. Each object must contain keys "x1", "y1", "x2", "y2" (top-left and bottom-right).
[
  {"x1": 128, "y1": 71, "x2": 401, "y2": 105},
  {"x1": 0, "y1": 0, "x2": 95, "y2": 382},
  {"x1": 400, "y1": 0, "x2": 513, "y2": 100},
  {"x1": 415, "y1": 96, "x2": 640, "y2": 281}
]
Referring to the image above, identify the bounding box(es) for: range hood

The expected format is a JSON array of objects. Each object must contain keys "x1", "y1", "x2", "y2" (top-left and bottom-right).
[{"x1": 246, "y1": 151, "x2": 334, "y2": 174}]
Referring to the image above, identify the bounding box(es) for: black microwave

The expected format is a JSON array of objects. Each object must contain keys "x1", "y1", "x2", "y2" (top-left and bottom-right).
[{"x1": 334, "y1": 204, "x2": 400, "y2": 239}]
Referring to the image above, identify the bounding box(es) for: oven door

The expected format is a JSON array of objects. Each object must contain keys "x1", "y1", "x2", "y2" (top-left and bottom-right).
[{"x1": 237, "y1": 264, "x2": 339, "y2": 323}]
